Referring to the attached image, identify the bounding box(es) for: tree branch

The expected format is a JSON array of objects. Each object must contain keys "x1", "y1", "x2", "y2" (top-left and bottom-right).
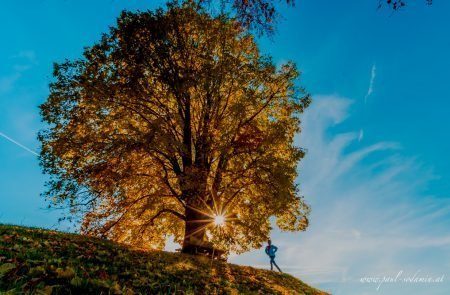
[{"x1": 149, "y1": 209, "x2": 186, "y2": 225}]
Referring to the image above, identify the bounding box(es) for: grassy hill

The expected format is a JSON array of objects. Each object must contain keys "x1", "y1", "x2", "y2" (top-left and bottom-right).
[{"x1": 0, "y1": 224, "x2": 329, "y2": 294}]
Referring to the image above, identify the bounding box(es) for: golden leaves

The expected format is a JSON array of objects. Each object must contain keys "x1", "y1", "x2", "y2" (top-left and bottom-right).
[{"x1": 39, "y1": 3, "x2": 310, "y2": 253}]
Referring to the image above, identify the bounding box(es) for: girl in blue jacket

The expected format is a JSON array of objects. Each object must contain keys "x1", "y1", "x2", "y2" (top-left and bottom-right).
[{"x1": 265, "y1": 239, "x2": 282, "y2": 272}]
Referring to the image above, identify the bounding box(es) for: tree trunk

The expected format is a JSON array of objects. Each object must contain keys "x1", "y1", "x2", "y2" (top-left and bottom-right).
[{"x1": 181, "y1": 205, "x2": 210, "y2": 254}]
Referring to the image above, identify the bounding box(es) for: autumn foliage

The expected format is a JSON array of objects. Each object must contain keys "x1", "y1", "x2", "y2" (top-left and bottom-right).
[{"x1": 38, "y1": 2, "x2": 310, "y2": 253}]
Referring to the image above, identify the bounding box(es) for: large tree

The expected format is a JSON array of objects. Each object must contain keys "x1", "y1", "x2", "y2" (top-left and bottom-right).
[{"x1": 39, "y1": 2, "x2": 310, "y2": 253}]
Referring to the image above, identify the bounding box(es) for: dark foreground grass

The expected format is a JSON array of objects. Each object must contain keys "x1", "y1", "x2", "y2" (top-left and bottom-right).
[{"x1": 0, "y1": 224, "x2": 329, "y2": 294}]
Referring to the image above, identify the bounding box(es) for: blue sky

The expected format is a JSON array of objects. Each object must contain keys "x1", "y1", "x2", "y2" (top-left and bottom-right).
[{"x1": 1, "y1": 0, "x2": 450, "y2": 294}]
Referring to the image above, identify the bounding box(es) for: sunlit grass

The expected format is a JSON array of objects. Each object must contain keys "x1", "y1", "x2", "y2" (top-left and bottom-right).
[{"x1": 0, "y1": 224, "x2": 329, "y2": 295}]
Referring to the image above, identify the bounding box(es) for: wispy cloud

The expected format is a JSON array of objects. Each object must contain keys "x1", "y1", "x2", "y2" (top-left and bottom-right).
[
  {"x1": 358, "y1": 129, "x2": 364, "y2": 141},
  {"x1": 230, "y1": 95, "x2": 450, "y2": 294},
  {"x1": 0, "y1": 50, "x2": 37, "y2": 94},
  {"x1": 364, "y1": 64, "x2": 376, "y2": 103},
  {"x1": 11, "y1": 50, "x2": 37, "y2": 63},
  {"x1": 0, "y1": 131, "x2": 38, "y2": 156},
  {"x1": 0, "y1": 50, "x2": 40, "y2": 148}
]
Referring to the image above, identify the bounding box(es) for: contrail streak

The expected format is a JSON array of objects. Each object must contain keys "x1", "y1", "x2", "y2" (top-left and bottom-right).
[
  {"x1": 364, "y1": 64, "x2": 376, "y2": 103},
  {"x1": 0, "y1": 131, "x2": 38, "y2": 156}
]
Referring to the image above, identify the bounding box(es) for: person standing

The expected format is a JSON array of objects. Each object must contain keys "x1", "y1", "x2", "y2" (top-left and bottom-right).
[{"x1": 265, "y1": 239, "x2": 282, "y2": 272}]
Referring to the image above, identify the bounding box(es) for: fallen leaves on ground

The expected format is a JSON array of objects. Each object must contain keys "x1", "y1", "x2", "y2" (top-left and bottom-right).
[{"x1": 0, "y1": 224, "x2": 329, "y2": 294}]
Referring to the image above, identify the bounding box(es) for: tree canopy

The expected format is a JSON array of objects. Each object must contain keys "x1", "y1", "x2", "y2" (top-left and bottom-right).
[{"x1": 39, "y1": 2, "x2": 310, "y2": 253}]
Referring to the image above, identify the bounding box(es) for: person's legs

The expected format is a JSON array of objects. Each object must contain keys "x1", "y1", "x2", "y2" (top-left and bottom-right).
[{"x1": 271, "y1": 256, "x2": 282, "y2": 273}]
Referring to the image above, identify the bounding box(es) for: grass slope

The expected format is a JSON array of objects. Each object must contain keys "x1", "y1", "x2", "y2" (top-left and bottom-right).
[{"x1": 0, "y1": 224, "x2": 329, "y2": 294}]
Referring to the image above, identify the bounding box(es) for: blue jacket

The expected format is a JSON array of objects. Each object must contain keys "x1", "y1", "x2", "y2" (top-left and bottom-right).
[{"x1": 265, "y1": 245, "x2": 278, "y2": 257}]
